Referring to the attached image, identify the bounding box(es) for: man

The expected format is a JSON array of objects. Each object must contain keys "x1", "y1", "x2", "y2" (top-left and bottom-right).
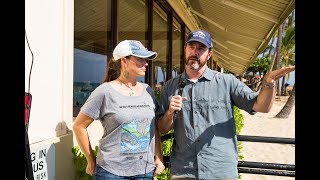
[{"x1": 156, "y1": 29, "x2": 295, "y2": 179}]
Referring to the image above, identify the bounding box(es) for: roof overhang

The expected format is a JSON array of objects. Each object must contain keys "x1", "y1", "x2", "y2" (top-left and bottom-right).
[{"x1": 167, "y1": 0, "x2": 295, "y2": 74}]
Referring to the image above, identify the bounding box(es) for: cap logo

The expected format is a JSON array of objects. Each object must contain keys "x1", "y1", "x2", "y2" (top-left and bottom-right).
[
  {"x1": 129, "y1": 40, "x2": 148, "y2": 53},
  {"x1": 192, "y1": 31, "x2": 206, "y2": 39}
]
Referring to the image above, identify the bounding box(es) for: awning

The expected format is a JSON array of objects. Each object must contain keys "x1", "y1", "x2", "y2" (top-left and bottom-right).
[{"x1": 168, "y1": 0, "x2": 295, "y2": 74}]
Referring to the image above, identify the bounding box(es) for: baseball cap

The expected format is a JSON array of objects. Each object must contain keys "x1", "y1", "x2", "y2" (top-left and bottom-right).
[
  {"x1": 113, "y1": 40, "x2": 158, "y2": 61},
  {"x1": 186, "y1": 29, "x2": 213, "y2": 48}
]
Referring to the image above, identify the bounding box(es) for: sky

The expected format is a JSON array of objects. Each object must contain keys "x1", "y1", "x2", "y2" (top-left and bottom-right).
[{"x1": 283, "y1": 70, "x2": 295, "y2": 86}]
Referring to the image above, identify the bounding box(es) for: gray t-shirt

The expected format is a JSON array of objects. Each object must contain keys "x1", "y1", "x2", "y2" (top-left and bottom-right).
[{"x1": 81, "y1": 82, "x2": 158, "y2": 176}]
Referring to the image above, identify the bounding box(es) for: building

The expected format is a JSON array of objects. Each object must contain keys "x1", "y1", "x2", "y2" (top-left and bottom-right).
[{"x1": 25, "y1": 0, "x2": 294, "y2": 179}]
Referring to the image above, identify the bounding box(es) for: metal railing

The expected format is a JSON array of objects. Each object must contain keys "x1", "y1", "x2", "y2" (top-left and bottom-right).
[{"x1": 161, "y1": 133, "x2": 295, "y2": 177}]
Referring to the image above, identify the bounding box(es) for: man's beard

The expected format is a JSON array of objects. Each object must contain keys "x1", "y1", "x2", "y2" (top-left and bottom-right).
[
  {"x1": 185, "y1": 56, "x2": 203, "y2": 71},
  {"x1": 190, "y1": 63, "x2": 200, "y2": 70}
]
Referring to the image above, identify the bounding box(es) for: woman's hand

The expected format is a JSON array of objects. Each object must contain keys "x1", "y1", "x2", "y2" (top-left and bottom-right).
[
  {"x1": 154, "y1": 159, "x2": 165, "y2": 176},
  {"x1": 86, "y1": 158, "x2": 96, "y2": 176}
]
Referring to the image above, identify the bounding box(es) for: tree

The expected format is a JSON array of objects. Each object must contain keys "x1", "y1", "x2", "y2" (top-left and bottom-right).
[
  {"x1": 274, "y1": 24, "x2": 283, "y2": 96},
  {"x1": 275, "y1": 84, "x2": 295, "y2": 118},
  {"x1": 247, "y1": 57, "x2": 271, "y2": 91},
  {"x1": 274, "y1": 11, "x2": 295, "y2": 118},
  {"x1": 266, "y1": 34, "x2": 277, "y2": 75},
  {"x1": 280, "y1": 24, "x2": 295, "y2": 95},
  {"x1": 247, "y1": 57, "x2": 271, "y2": 75}
]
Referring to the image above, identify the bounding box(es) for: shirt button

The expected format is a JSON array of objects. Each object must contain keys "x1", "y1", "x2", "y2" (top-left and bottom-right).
[{"x1": 195, "y1": 124, "x2": 198, "y2": 127}]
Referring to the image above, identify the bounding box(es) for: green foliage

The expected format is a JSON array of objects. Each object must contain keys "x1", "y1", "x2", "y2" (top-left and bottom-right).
[
  {"x1": 247, "y1": 57, "x2": 271, "y2": 74},
  {"x1": 154, "y1": 89, "x2": 161, "y2": 103},
  {"x1": 72, "y1": 146, "x2": 98, "y2": 180},
  {"x1": 234, "y1": 106, "x2": 245, "y2": 160},
  {"x1": 154, "y1": 168, "x2": 170, "y2": 180},
  {"x1": 281, "y1": 25, "x2": 295, "y2": 66},
  {"x1": 161, "y1": 130, "x2": 174, "y2": 156},
  {"x1": 154, "y1": 129, "x2": 173, "y2": 180},
  {"x1": 233, "y1": 106, "x2": 245, "y2": 179},
  {"x1": 234, "y1": 106, "x2": 244, "y2": 136},
  {"x1": 223, "y1": 69, "x2": 230, "y2": 74}
]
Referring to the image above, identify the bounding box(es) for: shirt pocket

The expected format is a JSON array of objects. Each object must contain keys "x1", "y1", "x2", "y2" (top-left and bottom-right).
[{"x1": 196, "y1": 99, "x2": 232, "y2": 124}]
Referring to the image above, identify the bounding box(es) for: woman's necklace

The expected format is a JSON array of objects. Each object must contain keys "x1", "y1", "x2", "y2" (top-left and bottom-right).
[{"x1": 118, "y1": 78, "x2": 136, "y2": 96}]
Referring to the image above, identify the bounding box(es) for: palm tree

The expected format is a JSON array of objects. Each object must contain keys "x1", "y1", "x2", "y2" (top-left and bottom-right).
[
  {"x1": 266, "y1": 34, "x2": 277, "y2": 75},
  {"x1": 274, "y1": 11, "x2": 295, "y2": 118},
  {"x1": 278, "y1": 11, "x2": 295, "y2": 94},
  {"x1": 262, "y1": 37, "x2": 275, "y2": 59},
  {"x1": 275, "y1": 84, "x2": 295, "y2": 118},
  {"x1": 280, "y1": 25, "x2": 295, "y2": 95},
  {"x1": 279, "y1": 12, "x2": 295, "y2": 95},
  {"x1": 274, "y1": 24, "x2": 283, "y2": 96}
]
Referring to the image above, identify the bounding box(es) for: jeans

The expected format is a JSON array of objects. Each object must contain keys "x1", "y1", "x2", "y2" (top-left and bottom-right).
[{"x1": 94, "y1": 164, "x2": 154, "y2": 180}]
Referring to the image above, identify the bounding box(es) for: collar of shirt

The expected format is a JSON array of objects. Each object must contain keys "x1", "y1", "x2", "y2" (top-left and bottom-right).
[{"x1": 181, "y1": 66, "x2": 218, "y2": 82}]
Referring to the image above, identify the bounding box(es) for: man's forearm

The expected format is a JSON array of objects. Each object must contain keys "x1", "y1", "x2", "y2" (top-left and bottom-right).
[
  {"x1": 252, "y1": 66, "x2": 295, "y2": 113},
  {"x1": 253, "y1": 81, "x2": 276, "y2": 113}
]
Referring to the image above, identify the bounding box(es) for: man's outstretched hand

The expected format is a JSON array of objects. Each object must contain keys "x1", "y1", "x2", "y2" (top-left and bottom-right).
[{"x1": 263, "y1": 66, "x2": 295, "y2": 84}]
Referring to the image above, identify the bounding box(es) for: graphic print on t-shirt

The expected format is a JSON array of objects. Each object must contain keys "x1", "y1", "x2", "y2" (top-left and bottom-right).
[{"x1": 120, "y1": 118, "x2": 150, "y2": 153}]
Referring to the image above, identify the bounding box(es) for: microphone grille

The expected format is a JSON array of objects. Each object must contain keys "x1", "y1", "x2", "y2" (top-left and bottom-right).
[{"x1": 179, "y1": 79, "x2": 186, "y2": 88}]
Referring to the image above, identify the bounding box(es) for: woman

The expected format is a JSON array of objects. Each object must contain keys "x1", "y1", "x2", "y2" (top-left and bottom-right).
[{"x1": 73, "y1": 40, "x2": 165, "y2": 179}]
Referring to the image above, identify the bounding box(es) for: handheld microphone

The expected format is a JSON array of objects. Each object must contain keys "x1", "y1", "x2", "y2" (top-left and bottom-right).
[
  {"x1": 178, "y1": 78, "x2": 186, "y2": 96},
  {"x1": 174, "y1": 78, "x2": 186, "y2": 115}
]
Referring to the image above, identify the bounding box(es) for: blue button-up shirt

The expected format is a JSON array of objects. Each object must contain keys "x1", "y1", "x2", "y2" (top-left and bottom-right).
[{"x1": 156, "y1": 67, "x2": 258, "y2": 179}]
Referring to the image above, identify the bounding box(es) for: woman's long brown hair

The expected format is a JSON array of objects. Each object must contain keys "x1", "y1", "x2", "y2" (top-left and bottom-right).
[{"x1": 102, "y1": 58, "x2": 121, "y2": 83}]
